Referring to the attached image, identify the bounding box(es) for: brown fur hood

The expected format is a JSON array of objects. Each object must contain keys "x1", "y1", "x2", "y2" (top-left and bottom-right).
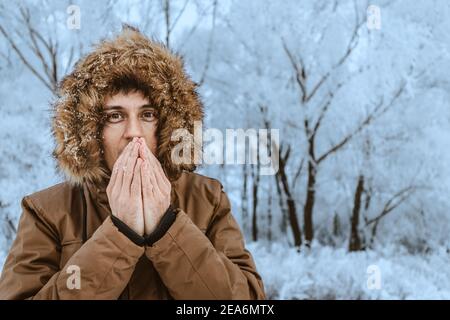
[{"x1": 52, "y1": 27, "x2": 203, "y2": 186}]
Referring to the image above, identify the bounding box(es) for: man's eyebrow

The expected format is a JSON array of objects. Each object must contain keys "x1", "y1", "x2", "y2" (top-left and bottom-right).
[{"x1": 103, "y1": 104, "x2": 156, "y2": 110}]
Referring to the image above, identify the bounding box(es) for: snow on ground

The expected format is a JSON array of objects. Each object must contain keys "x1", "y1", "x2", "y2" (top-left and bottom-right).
[{"x1": 247, "y1": 241, "x2": 450, "y2": 300}]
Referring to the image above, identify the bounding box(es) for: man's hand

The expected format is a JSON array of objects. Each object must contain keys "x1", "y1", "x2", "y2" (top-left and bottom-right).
[
  {"x1": 138, "y1": 137, "x2": 172, "y2": 235},
  {"x1": 106, "y1": 137, "x2": 145, "y2": 236}
]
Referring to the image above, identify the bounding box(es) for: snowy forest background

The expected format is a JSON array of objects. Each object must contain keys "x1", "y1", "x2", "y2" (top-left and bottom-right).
[{"x1": 1, "y1": 0, "x2": 450, "y2": 299}]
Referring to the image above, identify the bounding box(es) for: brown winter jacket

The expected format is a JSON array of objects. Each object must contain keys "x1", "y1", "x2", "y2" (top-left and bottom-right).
[
  {"x1": 0, "y1": 172, "x2": 265, "y2": 299},
  {"x1": 0, "y1": 27, "x2": 265, "y2": 299}
]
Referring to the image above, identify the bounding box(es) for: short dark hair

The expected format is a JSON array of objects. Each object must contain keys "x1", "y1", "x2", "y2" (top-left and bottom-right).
[{"x1": 105, "y1": 73, "x2": 153, "y2": 103}]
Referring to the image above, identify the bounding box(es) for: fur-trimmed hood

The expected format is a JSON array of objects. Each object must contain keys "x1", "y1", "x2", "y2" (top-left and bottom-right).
[{"x1": 52, "y1": 27, "x2": 203, "y2": 186}]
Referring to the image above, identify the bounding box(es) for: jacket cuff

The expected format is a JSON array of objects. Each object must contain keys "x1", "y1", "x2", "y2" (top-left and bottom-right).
[
  {"x1": 100, "y1": 216, "x2": 145, "y2": 258},
  {"x1": 145, "y1": 204, "x2": 177, "y2": 246}
]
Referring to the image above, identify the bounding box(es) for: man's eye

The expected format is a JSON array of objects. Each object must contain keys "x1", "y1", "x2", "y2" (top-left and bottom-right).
[
  {"x1": 142, "y1": 111, "x2": 157, "y2": 121},
  {"x1": 106, "y1": 112, "x2": 123, "y2": 123}
]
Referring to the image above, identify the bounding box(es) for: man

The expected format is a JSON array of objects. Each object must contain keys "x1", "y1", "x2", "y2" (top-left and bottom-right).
[{"x1": 0, "y1": 27, "x2": 265, "y2": 300}]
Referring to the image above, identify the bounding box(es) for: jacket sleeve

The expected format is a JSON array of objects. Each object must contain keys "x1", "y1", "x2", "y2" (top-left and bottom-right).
[
  {"x1": 0, "y1": 196, "x2": 144, "y2": 300},
  {"x1": 145, "y1": 187, "x2": 266, "y2": 300}
]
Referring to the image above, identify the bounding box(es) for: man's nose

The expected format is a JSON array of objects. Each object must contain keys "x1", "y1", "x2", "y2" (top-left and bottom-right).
[{"x1": 124, "y1": 116, "x2": 144, "y2": 140}]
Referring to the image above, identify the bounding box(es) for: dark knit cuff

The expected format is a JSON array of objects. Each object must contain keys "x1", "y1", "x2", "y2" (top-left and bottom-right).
[
  {"x1": 110, "y1": 205, "x2": 177, "y2": 247},
  {"x1": 111, "y1": 214, "x2": 146, "y2": 246},
  {"x1": 145, "y1": 204, "x2": 177, "y2": 246}
]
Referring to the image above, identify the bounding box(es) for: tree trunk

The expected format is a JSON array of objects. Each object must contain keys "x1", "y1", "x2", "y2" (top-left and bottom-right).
[
  {"x1": 303, "y1": 159, "x2": 316, "y2": 246},
  {"x1": 251, "y1": 146, "x2": 260, "y2": 242},
  {"x1": 274, "y1": 174, "x2": 288, "y2": 235},
  {"x1": 241, "y1": 163, "x2": 249, "y2": 235},
  {"x1": 277, "y1": 164, "x2": 302, "y2": 247},
  {"x1": 333, "y1": 212, "x2": 342, "y2": 238},
  {"x1": 349, "y1": 174, "x2": 364, "y2": 251},
  {"x1": 268, "y1": 180, "x2": 272, "y2": 242},
  {"x1": 251, "y1": 175, "x2": 259, "y2": 241}
]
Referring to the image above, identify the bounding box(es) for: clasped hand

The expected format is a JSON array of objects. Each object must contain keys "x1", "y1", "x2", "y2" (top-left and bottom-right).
[{"x1": 106, "y1": 137, "x2": 172, "y2": 236}]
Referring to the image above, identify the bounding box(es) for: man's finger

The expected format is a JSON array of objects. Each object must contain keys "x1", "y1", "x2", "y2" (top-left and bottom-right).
[
  {"x1": 138, "y1": 139, "x2": 147, "y2": 160},
  {"x1": 141, "y1": 161, "x2": 153, "y2": 212},
  {"x1": 142, "y1": 160, "x2": 158, "y2": 199},
  {"x1": 147, "y1": 148, "x2": 165, "y2": 194},
  {"x1": 144, "y1": 143, "x2": 170, "y2": 193},
  {"x1": 109, "y1": 144, "x2": 128, "y2": 190},
  {"x1": 122, "y1": 140, "x2": 140, "y2": 193},
  {"x1": 114, "y1": 139, "x2": 135, "y2": 192},
  {"x1": 131, "y1": 158, "x2": 142, "y2": 194},
  {"x1": 139, "y1": 139, "x2": 170, "y2": 194},
  {"x1": 147, "y1": 144, "x2": 166, "y2": 178},
  {"x1": 151, "y1": 160, "x2": 170, "y2": 194},
  {"x1": 113, "y1": 138, "x2": 134, "y2": 171}
]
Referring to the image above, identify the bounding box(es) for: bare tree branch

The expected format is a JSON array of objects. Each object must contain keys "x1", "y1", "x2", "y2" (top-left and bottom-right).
[
  {"x1": 282, "y1": 5, "x2": 365, "y2": 105},
  {"x1": 6, "y1": 216, "x2": 16, "y2": 234},
  {"x1": 365, "y1": 184, "x2": 419, "y2": 247},
  {"x1": 366, "y1": 186, "x2": 417, "y2": 226},
  {"x1": 0, "y1": 4, "x2": 65, "y2": 92},
  {"x1": 0, "y1": 23, "x2": 53, "y2": 92},
  {"x1": 163, "y1": 0, "x2": 171, "y2": 47},
  {"x1": 20, "y1": 7, "x2": 53, "y2": 82},
  {"x1": 333, "y1": 3, "x2": 365, "y2": 69},
  {"x1": 311, "y1": 92, "x2": 334, "y2": 138},
  {"x1": 282, "y1": 38, "x2": 307, "y2": 103},
  {"x1": 179, "y1": 1, "x2": 215, "y2": 50},
  {"x1": 64, "y1": 45, "x2": 75, "y2": 75},
  {"x1": 312, "y1": 65, "x2": 367, "y2": 136},
  {"x1": 292, "y1": 158, "x2": 304, "y2": 189},
  {"x1": 197, "y1": 0, "x2": 217, "y2": 86},
  {"x1": 316, "y1": 81, "x2": 406, "y2": 164},
  {"x1": 221, "y1": 15, "x2": 259, "y2": 57},
  {"x1": 169, "y1": 0, "x2": 190, "y2": 33}
]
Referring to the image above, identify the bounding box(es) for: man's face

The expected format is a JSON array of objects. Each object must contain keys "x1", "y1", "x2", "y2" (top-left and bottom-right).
[{"x1": 102, "y1": 90, "x2": 158, "y2": 172}]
